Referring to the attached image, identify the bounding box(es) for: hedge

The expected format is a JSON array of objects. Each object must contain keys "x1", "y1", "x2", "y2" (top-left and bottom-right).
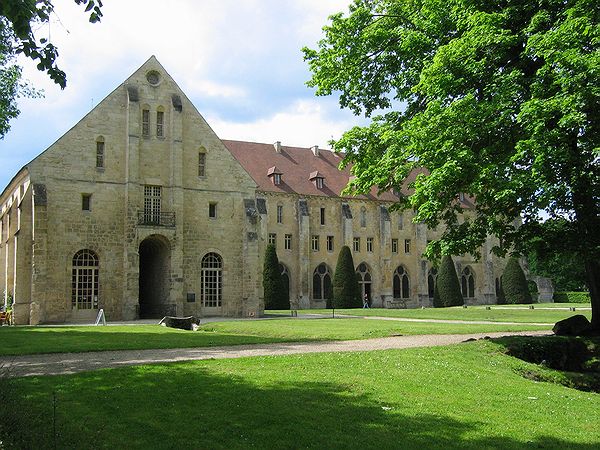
[{"x1": 553, "y1": 291, "x2": 591, "y2": 303}]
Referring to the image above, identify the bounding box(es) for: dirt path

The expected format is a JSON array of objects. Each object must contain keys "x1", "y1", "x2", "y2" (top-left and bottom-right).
[{"x1": 0, "y1": 330, "x2": 550, "y2": 378}]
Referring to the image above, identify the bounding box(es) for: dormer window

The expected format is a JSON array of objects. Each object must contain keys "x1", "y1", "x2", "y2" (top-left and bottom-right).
[
  {"x1": 267, "y1": 166, "x2": 283, "y2": 185},
  {"x1": 309, "y1": 171, "x2": 325, "y2": 189}
]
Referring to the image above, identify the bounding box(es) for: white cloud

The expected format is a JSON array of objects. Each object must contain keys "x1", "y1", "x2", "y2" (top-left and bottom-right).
[{"x1": 0, "y1": 1, "x2": 357, "y2": 188}]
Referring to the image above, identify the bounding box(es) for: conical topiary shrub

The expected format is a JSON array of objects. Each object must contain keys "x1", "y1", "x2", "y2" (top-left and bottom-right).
[
  {"x1": 502, "y1": 257, "x2": 533, "y2": 304},
  {"x1": 434, "y1": 255, "x2": 464, "y2": 307},
  {"x1": 333, "y1": 246, "x2": 361, "y2": 308},
  {"x1": 263, "y1": 244, "x2": 289, "y2": 309}
]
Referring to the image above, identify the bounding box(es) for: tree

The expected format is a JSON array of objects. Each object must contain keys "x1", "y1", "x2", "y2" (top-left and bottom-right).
[
  {"x1": 333, "y1": 246, "x2": 361, "y2": 308},
  {"x1": 262, "y1": 244, "x2": 288, "y2": 310},
  {"x1": 304, "y1": 0, "x2": 600, "y2": 331},
  {"x1": 527, "y1": 219, "x2": 587, "y2": 291},
  {"x1": 433, "y1": 256, "x2": 463, "y2": 307},
  {"x1": 502, "y1": 257, "x2": 533, "y2": 304},
  {"x1": 0, "y1": 1, "x2": 103, "y2": 138}
]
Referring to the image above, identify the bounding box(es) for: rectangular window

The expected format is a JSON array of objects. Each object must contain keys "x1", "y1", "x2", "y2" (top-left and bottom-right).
[
  {"x1": 277, "y1": 205, "x2": 283, "y2": 224},
  {"x1": 398, "y1": 214, "x2": 403, "y2": 230},
  {"x1": 82, "y1": 194, "x2": 92, "y2": 211},
  {"x1": 367, "y1": 237, "x2": 374, "y2": 252},
  {"x1": 144, "y1": 185, "x2": 161, "y2": 224},
  {"x1": 96, "y1": 141, "x2": 104, "y2": 168},
  {"x1": 353, "y1": 237, "x2": 361, "y2": 252},
  {"x1": 326, "y1": 235, "x2": 334, "y2": 252},
  {"x1": 311, "y1": 235, "x2": 320, "y2": 252},
  {"x1": 156, "y1": 111, "x2": 164, "y2": 137},
  {"x1": 320, "y1": 207, "x2": 326, "y2": 226},
  {"x1": 273, "y1": 173, "x2": 282, "y2": 185},
  {"x1": 316, "y1": 178, "x2": 324, "y2": 189},
  {"x1": 392, "y1": 238, "x2": 398, "y2": 253},
  {"x1": 198, "y1": 153, "x2": 206, "y2": 177},
  {"x1": 142, "y1": 109, "x2": 150, "y2": 136},
  {"x1": 209, "y1": 202, "x2": 217, "y2": 219},
  {"x1": 284, "y1": 234, "x2": 292, "y2": 250},
  {"x1": 268, "y1": 233, "x2": 277, "y2": 246},
  {"x1": 405, "y1": 239, "x2": 411, "y2": 254}
]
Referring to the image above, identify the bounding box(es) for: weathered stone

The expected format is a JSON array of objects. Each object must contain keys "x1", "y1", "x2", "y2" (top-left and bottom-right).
[
  {"x1": 553, "y1": 315, "x2": 592, "y2": 336},
  {"x1": 159, "y1": 315, "x2": 200, "y2": 331}
]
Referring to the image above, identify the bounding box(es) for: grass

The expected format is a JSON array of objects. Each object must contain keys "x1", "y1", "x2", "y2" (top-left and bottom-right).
[
  {"x1": 2, "y1": 340, "x2": 598, "y2": 449},
  {"x1": 0, "y1": 318, "x2": 549, "y2": 356},
  {"x1": 272, "y1": 304, "x2": 592, "y2": 323}
]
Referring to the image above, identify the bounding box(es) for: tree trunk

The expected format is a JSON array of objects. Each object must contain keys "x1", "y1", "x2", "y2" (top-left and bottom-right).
[{"x1": 585, "y1": 261, "x2": 600, "y2": 332}]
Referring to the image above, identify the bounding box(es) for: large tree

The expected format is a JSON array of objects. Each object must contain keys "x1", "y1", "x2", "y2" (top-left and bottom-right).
[
  {"x1": 0, "y1": 1, "x2": 103, "y2": 138},
  {"x1": 304, "y1": 0, "x2": 599, "y2": 331}
]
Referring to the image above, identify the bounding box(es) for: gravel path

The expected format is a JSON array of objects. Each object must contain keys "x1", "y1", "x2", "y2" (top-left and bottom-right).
[{"x1": 0, "y1": 330, "x2": 550, "y2": 378}]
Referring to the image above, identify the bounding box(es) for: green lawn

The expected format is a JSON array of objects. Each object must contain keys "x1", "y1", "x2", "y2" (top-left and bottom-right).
[
  {"x1": 273, "y1": 304, "x2": 591, "y2": 323},
  {"x1": 0, "y1": 318, "x2": 549, "y2": 356},
  {"x1": 2, "y1": 340, "x2": 598, "y2": 449}
]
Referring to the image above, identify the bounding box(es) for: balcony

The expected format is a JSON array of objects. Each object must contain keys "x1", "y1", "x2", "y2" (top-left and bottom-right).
[{"x1": 138, "y1": 211, "x2": 176, "y2": 228}]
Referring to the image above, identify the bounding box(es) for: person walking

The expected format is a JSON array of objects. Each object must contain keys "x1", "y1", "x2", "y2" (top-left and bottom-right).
[{"x1": 363, "y1": 293, "x2": 370, "y2": 309}]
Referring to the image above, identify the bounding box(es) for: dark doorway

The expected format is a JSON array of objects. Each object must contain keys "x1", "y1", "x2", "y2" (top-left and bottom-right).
[{"x1": 139, "y1": 235, "x2": 172, "y2": 318}]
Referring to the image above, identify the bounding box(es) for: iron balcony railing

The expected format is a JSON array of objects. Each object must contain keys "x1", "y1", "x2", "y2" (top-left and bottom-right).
[{"x1": 138, "y1": 211, "x2": 176, "y2": 227}]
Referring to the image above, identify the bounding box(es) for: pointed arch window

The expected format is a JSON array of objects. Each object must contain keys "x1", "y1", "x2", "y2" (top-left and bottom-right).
[
  {"x1": 393, "y1": 266, "x2": 410, "y2": 299},
  {"x1": 71, "y1": 250, "x2": 99, "y2": 310},
  {"x1": 201, "y1": 253, "x2": 222, "y2": 307},
  {"x1": 95, "y1": 136, "x2": 105, "y2": 169},
  {"x1": 461, "y1": 266, "x2": 475, "y2": 298},
  {"x1": 428, "y1": 268, "x2": 438, "y2": 299},
  {"x1": 313, "y1": 263, "x2": 332, "y2": 300}
]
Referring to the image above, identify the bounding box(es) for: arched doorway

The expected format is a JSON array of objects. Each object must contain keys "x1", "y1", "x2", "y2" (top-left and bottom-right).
[
  {"x1": 393, "y1": 265, "x2": 410, "y2": 299},
  {"x1": 279, "y1": 263, "x2": 291, "y2": 308},
  {"x1": 461, "y1": 266, "x2": 475, "y2": 299},
  {"x1": 139, "y1": 235, "x2": 171, "y2": 318},
  {"x1": 356, "y1": 262, "x2": 372, "y2": 304},
  {"x1": 313, "y1": 263, "x2": 333, "y2": 306}
]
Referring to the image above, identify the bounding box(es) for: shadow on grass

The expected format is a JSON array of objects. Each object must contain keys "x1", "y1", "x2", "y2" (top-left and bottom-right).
[
  {"x1": 3, "y1": 362, "x2": 597, "y2": 450},
  {"x1": 0, "y1": 326, "x2": 295, "y2": 356}
]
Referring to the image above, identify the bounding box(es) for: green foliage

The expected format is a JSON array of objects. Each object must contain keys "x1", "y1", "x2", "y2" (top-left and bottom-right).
[
  {"x1": 0, "y1": 1, "x2": 103, "y2": 88},
  {"x1": 433, "y1": 256, "x2": 463, "y2": 307},
  {"x1": 304, "y1": 0, "x2": 600, "y2": 328},
  {"x1": 262, "y1": 244, "x2": 289, "y2": 310},
  {"x1": 502, "y1": 258, "x2": 533, "y2": 304},
  {"x1": 333, "y1": 246, "x2": 361, "y2": 308},
  {"x1": 554, "y1": 291, "x2": 591, "y2": 303}
]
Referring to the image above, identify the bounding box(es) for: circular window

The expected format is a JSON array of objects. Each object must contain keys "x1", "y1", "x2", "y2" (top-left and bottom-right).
[{"x1": 146, "y1": 70, "x2": 161, "y2": 86}]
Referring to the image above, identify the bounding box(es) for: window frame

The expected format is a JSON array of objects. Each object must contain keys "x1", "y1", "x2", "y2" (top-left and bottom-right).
[
  {"x1": 198, "y1": 152, "x2": 206, "y2": 177},
  {"x1": 156, "y1": 110, "x2": 164, "y2": 137},
  {"x1": 404, "y1": 239, "x2": 411, "y2": 254},
  {"x1": 353, "y1": 237, "x2": 361, "y2": 253},
  {"x1": 82, "y1": 194, "x2": 92, "y2": 211},
  {"x1": 284, "y1": 233, "x2": 292, "y2": 250},
  {"x1": 209, "y1": 202, "x2": 217, "y2": 219},
  {"x1": 366, "y1": 237, "x2": 374, "y2": 253},
  {"x1": 391, "y1": 238, "x2": 398, "y2": 253},
  {"x1": 311, "y1": 235, "x2": 320, "y2": 252}
]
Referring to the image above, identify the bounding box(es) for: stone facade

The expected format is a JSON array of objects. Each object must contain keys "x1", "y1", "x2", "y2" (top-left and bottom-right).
[{"x1": 1, "y1": 57, "x2": 509, "y2": 324}]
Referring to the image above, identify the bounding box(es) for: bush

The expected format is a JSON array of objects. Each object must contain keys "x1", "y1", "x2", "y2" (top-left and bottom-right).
[
  {"x1": 263, "y1": 244, "x2": 289, "y2": 310},
  {"x1": 502, "y1": 257, "x2": 533, "y2": 304},
  {"x1": 433, "y1": 255, "x2": 463, "y2": 307},
  {"x1": 333, "y1": 246, "x2": 361, "y2": 308},
  {"x1": 553, "y1": 291, "x2": 591, "y2": 303}
]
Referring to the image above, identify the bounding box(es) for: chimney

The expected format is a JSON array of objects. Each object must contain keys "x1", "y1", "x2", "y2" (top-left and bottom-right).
[
  {"x1": 274, "y1": 141, "x2": 282, "y2": 153},
  {"x1": 311, "y1": 145, "x2": 320, "y2": 156}
]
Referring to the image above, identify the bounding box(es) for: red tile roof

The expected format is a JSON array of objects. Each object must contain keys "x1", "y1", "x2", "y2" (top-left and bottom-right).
[{"x1": 223, "y1": 140, "x2": 400, "y2": 201}]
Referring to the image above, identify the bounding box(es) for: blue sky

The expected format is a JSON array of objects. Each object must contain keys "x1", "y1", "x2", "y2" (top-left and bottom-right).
[{"x1": 0, "y1": 0, "x2": 360, "y2": 190}]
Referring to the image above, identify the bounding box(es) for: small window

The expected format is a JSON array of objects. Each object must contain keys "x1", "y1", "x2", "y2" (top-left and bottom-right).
[
  {"x1": 142, "y1": 109, "x2": 150, "y2": 136},
  {"x1": 311, "y1": 235, "x2": 320, "y2": 252},
  {"x1": 366, "y1": 237, "x2": 373, "y2": 252},
  {"x1": 96, "y1": 139, "x2": 105, "y2": 169},
  {"x1": 315, "y1": 178, "x2": 324, "y2": 189},
  {"x1": 209, "y1": 202, "x2": 217, "y2": 219},
  {"x1": 404, "y1": 239, "x2": 411, "y2": 254},
  {"x1": 268, "y1": 233, "x2": 277, "y2": 246},
  {"x1": 353, "y1": 237, "x2": 361, "y2": 252},
  {"x1": 284, "y1": 234, "x2": 292, "y2": 250},
  {"x1": 398, "y1": 214, "x2": 403, "y2": 230},
  {"x1": 156, "y1": 110, "x2": 164, "y2": 137},
  {"x1": 277, "y1": 205, "x2": 283, "y2": 224},
  {"x1": 327, "y1": 235, "x2": 334, "y2": 252},
  {"x1": 360, "y1": 207, "x2": 367, "y2": 228},
  {"x1": 391, "y1": 238, "x2": 398, "y2": 253},
  {"x1": 198, "y1": 152, "x2": 206, "y2": 177},
  {"x1": 320, "y1": 207, "x2": 326, "y2": 226},
  {"x1": 82, "y1": 194, "x2": 92, "y2": 211},
  {"x1": 187, "y1": 293, "x2": 196, "y2": 303},
  {"x1": 273, "y1": 173, "x2": 282, "y2": 185}
]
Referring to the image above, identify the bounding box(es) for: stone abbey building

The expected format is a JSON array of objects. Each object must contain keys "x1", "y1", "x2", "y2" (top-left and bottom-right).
[{"x1": 0, "y1": 57, "x2": 508, "y2": 324}]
